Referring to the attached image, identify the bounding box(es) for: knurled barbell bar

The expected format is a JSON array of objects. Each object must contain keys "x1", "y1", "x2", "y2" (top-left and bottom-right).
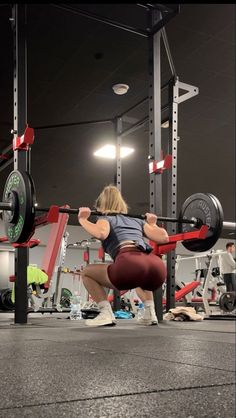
[
  {"x1": 36, "y1": 207, "x2": 201, "y2": 225},
  {"x1": 0, "y1": 170, "x2": 234, "y2": 252},
  {"x1": 0, "y1": 200, "x2": 199, "y2": 225}
]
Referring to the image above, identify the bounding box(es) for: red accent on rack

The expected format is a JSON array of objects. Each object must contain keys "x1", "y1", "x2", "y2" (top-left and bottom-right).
[{"x1": 13, "y1": 125, "x2": 34, "y2": 151}]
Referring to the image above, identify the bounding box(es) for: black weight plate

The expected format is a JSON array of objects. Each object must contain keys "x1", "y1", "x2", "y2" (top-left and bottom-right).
[
  {"x1": 206, "y1": 192, "x2": 224, "y2": 237},
  {"x1": 0, "y1": 289, "x2": 14, "y2": 311},
  {"x1": 2, "y1": 170, "x2": 36, "y2": 243},
  {"x1": 179, "y1": 193, "x2": 224, "y2": 252},
  {"x1": 219, "y1": 292, "x2": 236, "y2": 312}
]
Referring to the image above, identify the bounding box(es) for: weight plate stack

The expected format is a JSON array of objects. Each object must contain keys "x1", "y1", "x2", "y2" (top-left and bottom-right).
[
  {"x1": 219, "y1": 292, "x2": 236, "y2": 312},
  {"x1": 2, "y1": 170, "x2": 36, "y2": 243},
  {"x1": 179, "y1": 193, "x2": 224, "y2": 252}
]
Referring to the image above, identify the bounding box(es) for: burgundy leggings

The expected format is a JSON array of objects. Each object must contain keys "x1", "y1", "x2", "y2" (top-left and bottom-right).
[{"x1": 107, "y1": 247, "x2": 166, "y2": 291}]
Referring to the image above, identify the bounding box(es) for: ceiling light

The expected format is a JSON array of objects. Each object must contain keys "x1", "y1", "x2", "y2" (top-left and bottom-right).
[
  {"x1": 112, "y1": 84, "x2": 129, "y2": 95},
  {"x1": 121, "y1": 147, "x2": 135, "y2": 158},
  {"x1": 94, "y1": 144, "x2": 134, "y2": 159}
]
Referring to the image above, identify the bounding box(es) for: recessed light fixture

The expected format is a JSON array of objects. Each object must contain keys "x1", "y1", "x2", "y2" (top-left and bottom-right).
[
  {"x1": 112, "y1": 84, "x2": 129, "y2": 95},
  {"x1": 94, "y1": 144, "x2": 134, "y2": 159}
]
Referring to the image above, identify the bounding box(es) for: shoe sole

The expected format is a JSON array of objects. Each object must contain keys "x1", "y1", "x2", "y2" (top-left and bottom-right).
[{"x1": 85, "y1": 320, "x2": 116, "y2": 327}]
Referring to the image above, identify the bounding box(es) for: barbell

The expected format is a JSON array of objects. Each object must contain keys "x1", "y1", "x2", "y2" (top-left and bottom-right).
[{"x1": 0, "y1": 170, "x2": 234, "y2": 252}]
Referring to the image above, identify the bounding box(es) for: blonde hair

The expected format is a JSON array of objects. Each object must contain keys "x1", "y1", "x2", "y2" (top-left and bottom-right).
[{"x1": 95, "y1": 185, "x2": 128, "y2": 214}]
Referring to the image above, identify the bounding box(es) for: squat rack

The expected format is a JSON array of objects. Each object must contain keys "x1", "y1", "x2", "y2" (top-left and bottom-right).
[{"x1": 5, "y1": 3, "x2": 199, "y2": 323}]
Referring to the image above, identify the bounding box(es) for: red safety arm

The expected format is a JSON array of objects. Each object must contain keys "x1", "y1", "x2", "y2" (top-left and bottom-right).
[
  {"x1": 13, "y1": 239, "x2": 40, "y2": 249},
  {"x1": 150, "y1": 225, "x2": 208, "y2": 255},
  {"x1": 0, "y1": 236, "x2": 40, "y2": 248},
  {"x1": 34, "y1": 205, "x2": 60, "y2": 229}
]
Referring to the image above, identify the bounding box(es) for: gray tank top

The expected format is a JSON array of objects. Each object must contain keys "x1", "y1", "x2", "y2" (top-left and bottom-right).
[{"x1": 98, "y1": 214, "x2": 153, "y2": 259}]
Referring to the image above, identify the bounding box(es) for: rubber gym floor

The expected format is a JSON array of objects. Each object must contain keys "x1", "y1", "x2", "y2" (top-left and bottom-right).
[{"x1": 0, "y1": 314, "x2": 235, "y2": 418}]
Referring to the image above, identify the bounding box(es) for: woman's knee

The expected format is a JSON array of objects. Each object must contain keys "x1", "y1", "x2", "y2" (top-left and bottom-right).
[
  {"x1": 82, "y1": 266, "x2": 89, "y2": 278},
  {"x1": 81, "y1": 264, "x2": 110, "y2": 286},
  {"x1": 82, "y1": 265, "x2": 99, "y2": 280}
]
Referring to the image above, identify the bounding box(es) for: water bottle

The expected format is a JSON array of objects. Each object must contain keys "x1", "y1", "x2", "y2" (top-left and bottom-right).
[
  {"x1": 69, "y1": 291, "x2": 82, "y2": 320},
  {"x1": 137, "y1": 302, "x2": 145, "y2": 320}
]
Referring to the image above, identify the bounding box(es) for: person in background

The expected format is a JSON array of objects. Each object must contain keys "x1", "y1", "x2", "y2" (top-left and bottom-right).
[
  {"x1": 219, "y1": 242, "x2": 236, "y2": 292},
  {"x1": 78, "y1": 185, "x2": 169, "y2": 327}
]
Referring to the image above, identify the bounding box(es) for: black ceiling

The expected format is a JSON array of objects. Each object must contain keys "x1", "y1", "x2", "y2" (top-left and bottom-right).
[{"x1": 0, "y1": 3, "x2": 235, "y2": 239}]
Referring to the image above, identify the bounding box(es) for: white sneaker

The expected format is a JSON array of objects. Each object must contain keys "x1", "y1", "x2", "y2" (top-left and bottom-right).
[
  {"x1": 137, "y1": 305, "x2": 158, "y2": 326},
  {"x1": 81, "y1": 301, "x2": 99, "y2": 310},
  {"x1": 85, "y1": 308, "x2": 116, "y2": 327}
]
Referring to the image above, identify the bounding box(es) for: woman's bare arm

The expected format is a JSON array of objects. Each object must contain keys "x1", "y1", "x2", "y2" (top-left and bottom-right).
[
  {"x1": 143, "y1": 212, "x2": 169, "y2": 244},
  {"x1": 78, "y1": 208, "x2": 110, "y2": 240},
  {"x1": 143, "y1": 223, "x2": 169, "y2": 244}
]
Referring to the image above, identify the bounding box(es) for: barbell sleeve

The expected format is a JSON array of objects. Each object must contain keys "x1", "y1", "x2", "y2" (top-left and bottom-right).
[
  {"x1": 0, "y1": 202, "x2": 14, "y2": 211},
  {"x1": 223, "y1": 221, "x2": 236, "y2": 230}
]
